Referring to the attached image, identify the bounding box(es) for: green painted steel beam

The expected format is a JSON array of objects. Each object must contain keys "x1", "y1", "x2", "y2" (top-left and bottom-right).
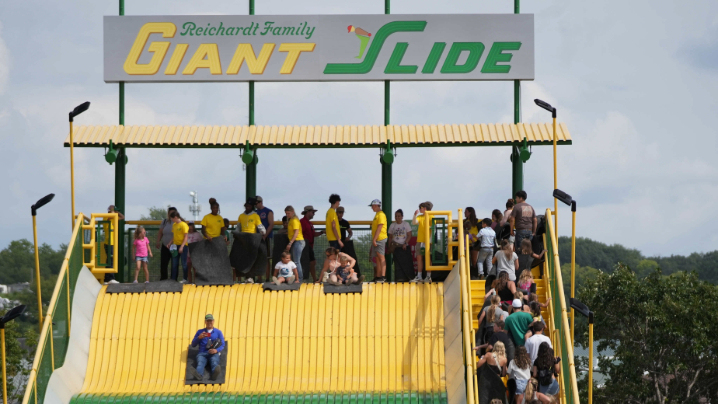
[{"x1": 511, "y1": 0, "x2": 524, "y2": 200}]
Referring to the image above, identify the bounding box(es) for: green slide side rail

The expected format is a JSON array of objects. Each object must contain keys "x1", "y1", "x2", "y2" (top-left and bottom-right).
[{"x1": 71, "y1": 392, "x2": 448, "y2": 404}]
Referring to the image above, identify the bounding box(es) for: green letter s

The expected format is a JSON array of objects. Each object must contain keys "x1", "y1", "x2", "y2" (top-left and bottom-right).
[{"x1": 324, "y1": 21, "x2": 427, "y2": 74}]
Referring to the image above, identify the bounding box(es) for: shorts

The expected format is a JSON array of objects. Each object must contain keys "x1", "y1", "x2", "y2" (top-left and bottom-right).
[
  {"x1": 415, "y1": 242, "x2": 425, "y2": 259},
  {"x1": 371, "y1": 239, "x2": 387, "y2": 255},
  {"x1": 514, "y1": 378, "x2": 528, "y2": 394},
  {"x1": 307, "y1": 246, "x2": 316, "y2": 261},
  {"x1": 136, "y1": 256, "x2": 148, "y2": 262},
  {"x1": 329, "y1": 240, "x2": 341, "y2": 249},
  {"x1": 539, "y1": 378, "x2": 559, "y2": 395}
]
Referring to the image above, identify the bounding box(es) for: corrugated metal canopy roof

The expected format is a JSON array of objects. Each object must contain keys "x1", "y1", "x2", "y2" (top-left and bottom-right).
[{"x1": 64, "y1": 123, "x2": 571, "y2": 148}]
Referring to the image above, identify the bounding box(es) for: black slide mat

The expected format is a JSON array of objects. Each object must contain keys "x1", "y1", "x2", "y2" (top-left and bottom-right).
[
  {"x1": 189, "y1": 238, "x2": 233, "y2": 286},
  {"x1": 477, "y1": 363, "x2": 508, "y2": 404},
  {"x1": 262, "y1": 282, "x2": 301, "y2": 291},
  {"x1": 272, "y1": 234, "x2": 290, "y2": 269},
  {"x1": 185, "y1": 342, "x2": 228, "y2": 385},
  {"x1": 106, "y1": 283, "x2": 146, "y2": 293},
  {"x1": 145, "y1": 279, "x2": 184, "y2": 293},
  {"x1": 340, "y1": 240, "x2": 361, "y2": 275},
  {"x1": 229, "y1": 232, "x2": 267, "y2": 277},
  {"x1": 323, "y1": 283, "x2": 363, "y2": 294},
  {"x1": 392, "y1": 246, "x2": 414, "y2": 282}
]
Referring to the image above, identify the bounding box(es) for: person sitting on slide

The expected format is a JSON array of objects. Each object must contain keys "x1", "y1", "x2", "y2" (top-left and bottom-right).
[
  {"x1": 321, "y1": 247, "x2": 364, "y2": 285},
  {"x1": 273, "y1": 251, "x2": 298, "y2": 285},
  {"x1": 189, "y1": 314, "x2": 225, "y2": 381}
]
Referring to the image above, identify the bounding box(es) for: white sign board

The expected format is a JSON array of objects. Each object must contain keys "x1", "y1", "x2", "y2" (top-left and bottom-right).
[{"x1": 104, "y1": 14, "x2": 534, "y2": 82}]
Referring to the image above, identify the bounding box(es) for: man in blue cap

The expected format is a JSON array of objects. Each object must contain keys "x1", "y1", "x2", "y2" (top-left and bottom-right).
[{"x1": 189, "y1": 314, "x2": 225, "y2": 380}]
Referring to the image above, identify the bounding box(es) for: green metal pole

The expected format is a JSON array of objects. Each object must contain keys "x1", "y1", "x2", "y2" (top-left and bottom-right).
[
  {"x1": 246, "y1": 0, "x2": 257, "y2": 201},
  {"x1": 115, "y1": 0, "x2": 126, "y2": 282},
  {"x1": 511, "y1": 0, "x2": 523, "y2": 198},
  {"x1": 383, "y1": 0, "x2": 393, "y2": 281}
]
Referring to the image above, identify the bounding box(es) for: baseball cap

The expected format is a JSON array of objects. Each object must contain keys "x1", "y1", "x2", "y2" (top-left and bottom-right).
[
  {"x1": 255, "y1": 195, "x2": 263, "y2": 203},
  {"x1": 368, "y1": 199, "x2": 382, "y2": 206},
  {"x1": 205, "y1": 314, "x2": 214, "y2": 321},
  {"x1": 302, "y1": 205, "x2": 318, "y2": 214},
  {"x1": 336, "y1": 206, "x2": 345, "y2": 213},
  {"x1": 512, "y1": 299, "x2": 523, "y2": 309},
  {"x1": 244, "y1": 197, "x2": 257, "y2": 206}
]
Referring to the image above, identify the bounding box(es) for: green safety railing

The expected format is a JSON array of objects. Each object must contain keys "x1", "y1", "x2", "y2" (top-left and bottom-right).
[
  {"x1": 544, "y1": 209, "x2": 580, "y2": 404},
  {"x1": 22, "y1": 214, "x2": 87, "y2": 404}
]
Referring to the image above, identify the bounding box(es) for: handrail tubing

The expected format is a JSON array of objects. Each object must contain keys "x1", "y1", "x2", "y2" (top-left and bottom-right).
[
  {"x1": 22, "y1": 213, "x2": 85, "y2": 404},
  {"x1": 456, "y1": 209, "x2": 476, "y2": 404},
  {"x1": 545, "y1": 209, "x2": 581, "y2": 404}
]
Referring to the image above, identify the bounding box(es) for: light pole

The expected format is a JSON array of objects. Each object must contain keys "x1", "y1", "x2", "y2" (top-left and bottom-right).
[
  {"x1": 1, "y1": 304, "x2": 26, "y2": 404},
  {"x1": 534, "y1": 99, "x2": 558, "y2": 235},
  {"x1": 570, "y1": 298, "x2": 594, "y2": 404},
  {"x1": 32, "y1": 193, "x2": 55, "y2": 331},
  {"x1": 68, "y1": 101, "x2": 90, "y2": 228},
  {"x1": 554, "y1": 188, "x2": 577, "y2": 343}
]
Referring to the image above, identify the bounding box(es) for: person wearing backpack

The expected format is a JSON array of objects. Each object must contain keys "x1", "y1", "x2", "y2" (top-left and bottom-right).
[{"x1": 532, "y1": 342, "x2": 561, "y2": 396}]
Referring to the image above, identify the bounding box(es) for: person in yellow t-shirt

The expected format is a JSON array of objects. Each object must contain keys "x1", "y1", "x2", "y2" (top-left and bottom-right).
[
  {"x1": 169, "y1": 211, "x2": 190, "y2": 283},
  {"x1": 284, "y1": 205, "x2": 306, "y2": 281},
  {"x1": 369, "y1": 199, "x2": 388, "y2": 282},
  {"x1": 412, "y1": 201, "x2": 434, "y2": 284},
  {"x1": 201, "y1": 202, "x2": 226, "y2": 241},
  {"x1": 325, "y1": 194, "x2": 343, "y2": 249},
  {"x1": 237, "y1": 199, "x2": 262, "y2": 233}
]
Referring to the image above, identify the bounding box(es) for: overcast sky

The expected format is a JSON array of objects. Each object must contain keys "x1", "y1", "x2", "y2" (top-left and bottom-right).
[{"x1": 1, "y1": 0, "x2": 717, "y2": 257}]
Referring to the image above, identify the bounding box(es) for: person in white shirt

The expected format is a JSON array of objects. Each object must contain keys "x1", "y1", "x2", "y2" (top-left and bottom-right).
[
  {"x1": 508, "y1": 346, "x2": 533, "y2": 403},
  {"x1": 388, "y1": 209, "x2": 412, "y2": 248},
  {"x1": 477, "y1": 218, "x2": 496, "y2": 278},
  {"x1": 525, "y1": 322, "x2": 552, "y2": 365},
  {"x1": 272, "y1": 251, "x2": 298, "y2": 285}
]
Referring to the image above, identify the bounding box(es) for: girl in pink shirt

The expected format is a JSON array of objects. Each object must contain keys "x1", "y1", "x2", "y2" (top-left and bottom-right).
[{"x1": 132, "y1": 226, "x2": 152, "y2": 283}]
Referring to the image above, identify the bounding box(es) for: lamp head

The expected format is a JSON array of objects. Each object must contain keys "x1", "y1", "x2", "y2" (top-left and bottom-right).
[
  {"x1": 69, "y1": 101, "x2": 91, "y2": 122},
  {"x1": 569, "y1": 298, "x2": 594, "y2": 323},
  {"x1": 0, "y1": 305, "x2": 26, "y2": 328},
  {"x1": 241, "y1": 141, "x2": 256, "y2": 165},
  {"x1": 553, "y1": 189, "x2": 573, "y2": 206},
  {"x1": 534, "y1": 98, "x2": 556, "y2": 118},
  {"x1": 31, "y1": 193, "x2": 55, "y2": 216},
  {"x1": 189, "y1": 191, "x2": 196, "y2": 197},
  {"x1": 381, "y1": 140, "x2": 394, "y2": 165}
]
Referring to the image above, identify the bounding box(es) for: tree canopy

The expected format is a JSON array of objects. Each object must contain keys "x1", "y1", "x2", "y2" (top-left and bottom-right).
[{"x1": 577, "y1": 265, "x2": 718, "y2": 403}]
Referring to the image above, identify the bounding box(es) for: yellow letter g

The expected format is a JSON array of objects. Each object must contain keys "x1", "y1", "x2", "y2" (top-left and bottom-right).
[{"x1": 124, "y1": 22, "x2": 176, "y2": 75}]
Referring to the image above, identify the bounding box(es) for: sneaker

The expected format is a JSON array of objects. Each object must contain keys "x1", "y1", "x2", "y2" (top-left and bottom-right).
[
  {"x1": 246, "y1": 278, "x2": 254, "y2": 284},
  {"x1": 211, "y1": 366, "x2": 221, "y2": 380},
  {"x1": 189, "y1": 366, "x2": 203, "y2": 381},
  {"x1": 375, "y1": 276, "x2": 385, "y2": 283},
  {"x1": 132, "y1": 280, "x2": 138, "y2": 284},
  {"x1": 145, "y1": 281, "x2": 150, "y2": 284},
  {"x1": 288, "y1": 275, "x2": 296, "y2": 284},
  {"x1": 107, "y1": 279, "x2": 120, "y2": 284},
  {"x1": 358, "y1": 275, "x2": 365, "y2": 284},
  {"x1": 424, "y1": 274, "x2": 432, "y2": 284},
  {"x1": 273, "y1": 276, "x2": 280, "y2": 285},
  {"x1": 410, "y1": 274, "x2": 422, "y2": 283},
  {"x1": 179, "y1": 279, "x2": 187, "y2": 284},
  {"x1": 345, "y1": 277, "x2": 355, "y2": 285}
]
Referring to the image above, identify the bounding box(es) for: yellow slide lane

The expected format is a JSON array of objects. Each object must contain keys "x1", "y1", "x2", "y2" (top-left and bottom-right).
[{"x1": 81, "y1": 283, "x2": 446, "y2": 395}]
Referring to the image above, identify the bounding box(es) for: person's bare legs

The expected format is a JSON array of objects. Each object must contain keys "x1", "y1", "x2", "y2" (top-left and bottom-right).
[
  {"x1": 376, "y1": 253, "x2": 386, "y2": 278},
  {"x1": 134, "y1": 260, "x2": 141, "y2": 282},
  {"x1": 515, "y1": 394, "x2": 524, "y2": 404},
  {"x1": 329, "y1": 273, "x2": 341, "y2": 285},
  {"x1": 143, "y1": 261, "x2": 150, "y2": 282}
]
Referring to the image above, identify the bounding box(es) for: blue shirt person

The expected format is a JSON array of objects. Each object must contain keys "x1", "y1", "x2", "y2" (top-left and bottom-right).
[{"x1": 189, "y1": 314, "x2": 225, "y2": 380}]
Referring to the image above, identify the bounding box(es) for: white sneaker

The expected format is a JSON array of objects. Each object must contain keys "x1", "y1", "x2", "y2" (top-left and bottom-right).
[
  {"x1": 411, "y1": 274, "x2": 422, "y2": 283},
  {"x1": 107, "y1": 279, "x2": 120, "y2": 284},
  {"x1": 179, "y1": 279, "x2": 187, "y2": 284},
  {"x1": 246, "y1": 278, "x2": 254, "y2": 284},
  {"x1": 288, "y1": 276, "x2": 296, "y2": 284},
  {"x1": 424, "y1": 274, "x2": 432, "y2": 284}
]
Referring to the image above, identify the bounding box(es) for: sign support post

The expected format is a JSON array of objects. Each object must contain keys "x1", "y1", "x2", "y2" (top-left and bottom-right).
[
  {"x1": 511, "y1": 0, "x2": 524, "y2": 198},
  {"x1": 246, "y1": 0, "x2": 257, "y2": 200},
  {"x1": 115, "y1": 0, "x2": 126, "y2": 282},
  {"x1": 382, "y1": 0, "x2": 393, "y2": 281}
]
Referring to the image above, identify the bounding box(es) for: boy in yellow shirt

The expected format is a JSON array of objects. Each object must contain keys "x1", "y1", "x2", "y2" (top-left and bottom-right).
[
  {"x1": 200, "y1": 201, "x2": 226, "y2": 242},
  {"x1": 169, "y1": 211, "x2": 189, "y2": 283},
  {"x1": 326, "y1": 194, "x2": 343, "y2": 249},
  {"x1": 369, "y1": 199, "x2": 388, "y2": 282},
  {"x1": 412, "y1": 201, "x2": 434, "y2": 283}
]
